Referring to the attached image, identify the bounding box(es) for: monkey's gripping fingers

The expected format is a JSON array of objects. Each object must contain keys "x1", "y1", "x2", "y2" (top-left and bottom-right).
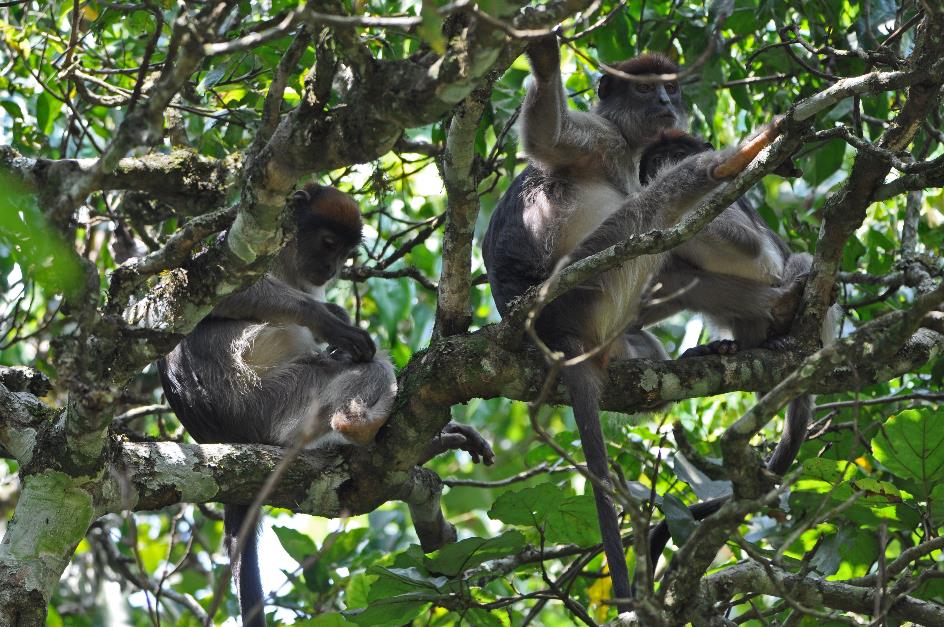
[
  {"x1": 526, "y1": 34, "x2": 562, "y2": 80},
  {"x1": 681, "y1": 339, "x2": 738, "y2": 358},
  {"x1": 711, "y1": 119, "x2": 782, "y2": 180},
  {"x1": 420, "y1": 421, "x2": 495, "y2": 466},
  {"x1": 315, "y1": 315, "x2": 376, "y2": 362}
]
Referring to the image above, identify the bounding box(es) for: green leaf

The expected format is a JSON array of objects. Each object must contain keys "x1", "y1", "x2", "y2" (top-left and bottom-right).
[
  {"x1": 367, "y1": 566, "x2": 448, "y2": 600},
  {"x1": 199, "y1": 65, "x2": 228, "y2": 92},
  {"x1": 0, "y1": 183, "x2": 84, "y2": 297},
  {"x1": 872, "y1": 409, "x2": 944, "y2": 499},
  {"x1": 294, "y1": 614, "x2": 357, "y2": 626},
  {"x1": 425, "y1": 531, "x2": 526, "y2": 577},
  {"x1": 345, "y1": 600, "x2": 429, "y2": 627},
  {"x1": 813, "y1": 139, "x2": 845, "y2": 183},
  {"x1": 417, "y1": 0, "x2": 445, "y2": 55},
  {"x1": 802, "y1": 458, "x2": 856, "y2": 483},
  {"x1": 662, "y1": 494, "x2": 697, "y2": 545},
  {"x1": 272, "y1": 526, "x2": 316, "y2": 563},
  {"x1": 488, "y1": 483, "x2": 600, "y2": 545}
]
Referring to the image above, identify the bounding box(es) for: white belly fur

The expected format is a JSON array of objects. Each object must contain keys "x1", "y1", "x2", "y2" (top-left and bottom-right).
[
  {"x1": 235, "y1": 323, "x2": 320, "y2": 376},
  {"x1": 555, "y1": 180, "x2": 661, "y2": 348},
  {"x1": 555, "y1": 180, "x2": 626, "y2": 256}
]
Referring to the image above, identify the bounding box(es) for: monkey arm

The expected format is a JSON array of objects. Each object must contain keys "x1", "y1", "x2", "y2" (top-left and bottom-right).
[
  {"x1": 211, "y1": 277, "x2": 376, "y2": 361},
  {"x1": 519, "y1": 38, "x2": 618, "y2": 168}
]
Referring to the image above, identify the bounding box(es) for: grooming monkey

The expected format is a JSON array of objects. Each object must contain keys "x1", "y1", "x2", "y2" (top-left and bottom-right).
[
  {"x1": 482, "y1": 35, "x2": 780, "y2": 609},
  {"x1": 160, "y1": 185, "x2": 494, "y2": 626},
  {"x1": 634, "y1": 131, "x2": 839, "y2": 575},
  {"x1": 159, "y1": 185, "x2": 397, "y2": 627}
]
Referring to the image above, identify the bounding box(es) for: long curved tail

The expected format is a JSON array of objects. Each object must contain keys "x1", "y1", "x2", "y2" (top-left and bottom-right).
[
  {"x1": 224, "y1": 504, "x2": 266, "y2": 627},
  {"x1": 647, "y1": 395, "x2": 812, "y2": 574},
  {"x1": 560, "y1": 356, "x2": 633, "y2": 612}
]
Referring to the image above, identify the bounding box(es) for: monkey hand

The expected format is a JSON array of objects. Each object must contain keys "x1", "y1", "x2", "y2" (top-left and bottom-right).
[
  {"x1": 711, "y1": 121, "x2": 782, "y2": 180},
  {"x1": 314, "y1": 315, "x2": 376, "y2": 362},
  {"x1": 324, "y1": 302, "x2": 352, "y2": 324},
  {"x1": 419, "y1": 421, "x2": 495, "y2": 466},
  {"x1": 526, "y1": 34, "x2": 561, "y2": 81}
]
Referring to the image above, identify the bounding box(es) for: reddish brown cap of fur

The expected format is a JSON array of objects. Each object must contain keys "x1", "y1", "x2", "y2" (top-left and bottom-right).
[
  {"x1": 610, "y1": 53, "x2": 679, "y2": 76},
  {"x1": 296, "y1": 183, "x2": 363, "y2": 238}
]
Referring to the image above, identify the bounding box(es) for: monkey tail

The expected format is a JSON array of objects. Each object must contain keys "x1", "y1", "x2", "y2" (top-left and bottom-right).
[
  {"x1": 224, "y1": 504, "x2": 266, "y2": 627},
  {"x1": 647, "y1": 395, "x2": 812, "y2": 577},
  {"x1": 558, "y1": 349, "x2": 633, "y2": 612}
]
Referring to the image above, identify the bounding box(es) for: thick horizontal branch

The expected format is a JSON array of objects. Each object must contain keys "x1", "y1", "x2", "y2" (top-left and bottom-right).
[
  {"x1": 0, "y1": 146, "x2": 236, "y2": 217},
  {"x1": 700, "y1": 560, "x2": 944, "y2": 624}
]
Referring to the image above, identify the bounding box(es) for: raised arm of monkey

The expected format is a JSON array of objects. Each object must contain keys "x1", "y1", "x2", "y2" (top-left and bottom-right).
[
  {"x1": 484, "y1": 34, "x2": 780, "y2": 604},
  {"x1": 632, "y1": 132, "x2": 839, "y2": 580},
  {"x1": 484, "y1": 42, "x2": 697, "y2": 607}
]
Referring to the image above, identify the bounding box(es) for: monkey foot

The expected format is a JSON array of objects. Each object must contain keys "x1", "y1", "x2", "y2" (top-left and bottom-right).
[
  {"x1": 681, "y1": 339, "x2": 739, "y2": 358},
  {"x1": 712, "y1": 119, "x2": 782, "y2": 179},
  {"x1": 420, "y1": 421, "x2": 495, "y2": 466},
  {"x1": 761, "y1": 335, "x2": 799, "y2": 351}
]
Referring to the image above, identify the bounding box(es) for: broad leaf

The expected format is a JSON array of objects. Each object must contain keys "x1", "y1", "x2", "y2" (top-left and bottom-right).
[{"x1": 872, "y1": 409, "x2": 944, "y2": 499}]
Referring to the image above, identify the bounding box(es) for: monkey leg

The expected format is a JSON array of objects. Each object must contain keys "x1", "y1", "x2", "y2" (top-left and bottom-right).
[
  {"x1": 711, "y1": 120, "x2": 782, "y2": 179},
  {"x1": 322, "y1": 353, "x2": 398, "y2": 446}
]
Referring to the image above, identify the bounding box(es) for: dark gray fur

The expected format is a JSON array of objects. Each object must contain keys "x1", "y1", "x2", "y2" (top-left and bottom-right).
[
  {"x1": 634, "y1": 136, "x2": 839, "y2": 579},
  {"x1": 482, "y1": 37, "x2": 741, "y2": 609},
  {"x1": 159, "y1": 210, "x2": 396, "y2": 627}
]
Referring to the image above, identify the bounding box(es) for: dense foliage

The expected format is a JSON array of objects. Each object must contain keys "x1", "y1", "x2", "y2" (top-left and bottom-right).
[{"x1": 1, "y1": 1, "x2": 943, "y2": 625}]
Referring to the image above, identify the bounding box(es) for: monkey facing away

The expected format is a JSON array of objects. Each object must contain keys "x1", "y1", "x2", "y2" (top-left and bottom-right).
[
  {"x1": 159, "y1": 184, "x2": 397, "y2": 627},
  {"x1": 634, "y1": 131, "x2": 840, "y2": 576},
  {"x1": 482, "y1": 35, "x2": 781, "y2": 610}
]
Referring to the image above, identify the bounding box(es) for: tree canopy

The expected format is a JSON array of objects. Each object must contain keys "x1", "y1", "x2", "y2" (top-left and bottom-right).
[{"x1": 1, "y1": 1, "x2": 943, "y2": 625}]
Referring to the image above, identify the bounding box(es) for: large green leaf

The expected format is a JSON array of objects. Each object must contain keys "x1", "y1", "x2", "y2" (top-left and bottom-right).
[
  {"x1": 488, "y1": 483, "x2": 601, "y2": 546},
  {"x1": 872, "y1": 409, "x2": 944, "y2": 499},
  {"x1": 425, "y1": 531, "x2": 526, "y2": 577}
]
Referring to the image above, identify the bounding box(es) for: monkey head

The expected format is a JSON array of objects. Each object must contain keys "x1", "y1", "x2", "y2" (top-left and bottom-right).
[
  {"x1": 639, "y1": 129, "x2": 713, "y2": 185},
  {"x1": 596, "y1": 53, "x2": 686, "y2": 144},
  {"x1": 288, "y1": 184, "x2": 363, "y2": 286}
]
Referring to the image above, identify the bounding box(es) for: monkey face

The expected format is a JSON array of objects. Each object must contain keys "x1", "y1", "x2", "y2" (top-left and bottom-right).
[
  {"x1": 597, "y1": 54, "x2": 686, "y2": 143},
  {"x1": 597, "y1": 78, "x2": 685, "y2": 144},
  {"x1": 297, "y1": 226, "x2": 358, "y2": 286}
]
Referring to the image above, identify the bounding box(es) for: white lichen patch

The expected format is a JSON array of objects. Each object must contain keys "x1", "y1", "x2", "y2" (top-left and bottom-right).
[
  {"x1": 0, "y1": 471, "x2": 94, "y2": 593},
  {"x1": 299, "y1": 458, "x2": 348, "y2": 517},
  {"x1": 639, "y1": 368, "x2": 659, "y2": 392},
  {"x1": 147, "y1": 442, "x2": 219, "y2": 503},
  {"x1": 661, "y1": 372, "x2": 682, "y2": 399},
  {"x1": 479, "y1": 358, "x2": 496, "y2": 377},
  {"x1": 5, "y1": 427, "x2": 37, "y2": 465}
]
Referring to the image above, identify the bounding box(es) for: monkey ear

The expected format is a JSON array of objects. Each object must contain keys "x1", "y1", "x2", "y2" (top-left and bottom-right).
[
  {"x1": 289, "y1": 189, "x2": 310, "y2": 210},
  {"x1": 598, "y1": 75, "x2": 614, "y2": 100}
]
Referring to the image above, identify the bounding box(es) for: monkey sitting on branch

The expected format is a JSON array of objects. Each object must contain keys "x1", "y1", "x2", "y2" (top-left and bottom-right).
[
  {"x1": 482, "y1": 33, "x2": 782, "y2": 610},
  {"x1": 633, "y1": 131, "x2": 840, "y2": 579},
  {"x1": 159, "y1": 184, "x2": 493, "y2": 627}
]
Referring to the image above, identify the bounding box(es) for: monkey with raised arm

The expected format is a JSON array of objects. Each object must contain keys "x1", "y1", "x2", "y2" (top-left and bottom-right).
[
  {"x1": 634, "y1": 131, "x2": 839, "y2": 577},
  {"x1": 160, "y1": 185, "x2": 493, "y2": 626},
  {"x1": 482, "y1": 35, "x2": 779, "y2": 609}
]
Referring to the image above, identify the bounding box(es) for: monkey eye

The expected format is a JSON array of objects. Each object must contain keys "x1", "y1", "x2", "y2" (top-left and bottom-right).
[
  {"x1": 664, "y1": 82, "x2": 678, "y2": 94},
  {"x1": 635, "y1": 82, "x2": 653, "y2": 93}
]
